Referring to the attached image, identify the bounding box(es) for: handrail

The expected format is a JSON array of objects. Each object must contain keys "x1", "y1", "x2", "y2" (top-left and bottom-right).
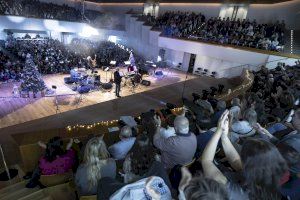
[{"x1": 217, "y1": 57, "x2": 293, "y2": 74}]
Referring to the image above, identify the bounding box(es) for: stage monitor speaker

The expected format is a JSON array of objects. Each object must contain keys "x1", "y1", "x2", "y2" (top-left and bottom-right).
[
  {"x1": 78, "y1": 85, "x2": 91, "y2": 94},
  {"x1": 64, "y1": 77, "x2": 74, "y2": 84},
  {"x1": 141, "y1": 80, "x2": 151, "y2": 86},
  {"x1": 102, "y1": 83, "x2": 113, "y2": 90}
]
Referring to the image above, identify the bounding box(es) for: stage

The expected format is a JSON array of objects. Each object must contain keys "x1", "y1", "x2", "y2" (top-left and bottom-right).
[{"x1": 0, "y1": 68, "x2": 196, "y2": 129}]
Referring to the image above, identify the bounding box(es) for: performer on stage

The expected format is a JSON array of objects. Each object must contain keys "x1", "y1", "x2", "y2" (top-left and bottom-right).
[
  {"x1": 114, "y1": 68, "x2": 122, "y2": 98},
  {"x1": 88, "y1": 54, "x2": 97, "y2": 73}
]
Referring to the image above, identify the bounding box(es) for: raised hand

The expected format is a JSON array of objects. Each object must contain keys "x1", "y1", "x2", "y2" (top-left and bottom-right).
[
  {"x1": 154, "y1": 114, "x2": 161, "y2": 127},
  {"x1": 178, "y1": 167, "x2": 192, "y2": 193},
  {"x1": 217, "y1": 110, "x2": 229, "y2": 136}
]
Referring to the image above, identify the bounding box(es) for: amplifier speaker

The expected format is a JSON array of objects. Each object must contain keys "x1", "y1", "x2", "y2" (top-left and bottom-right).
[
  {"x1": 141, "y1": 80, "x2": 151, "y2": 86},
  {"x1": 78, "y1": 85, "x2": 91, "y2": 94},
  {"x1": 64, "y1": 77, "x2": 74, "y2": 84}
]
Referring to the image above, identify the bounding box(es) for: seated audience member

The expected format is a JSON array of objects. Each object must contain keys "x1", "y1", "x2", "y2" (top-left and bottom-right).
[
  {"x1": 153, "y1": 115, "x2": 197, "y2": 169},
  {"x1": 230, "y1": 106, "x2": 257, "y2": 141},
  {"x1": 108, "y1": 126, "x2": 136, "y2": 160},
  {"x1": 75, "y1": 137, "x2": 116, "y2": 196},
  {"x1": 98, "y1": 176, "x2": 172, "y2": 200},
  {"x1": 178, "y1": 167, "x2": 228, "y2": 200},
  {"x1": 121, "y1": 134, "x2": 171, "y2": 187},
  {"x1": 231, "y1": 97, "x2": 241, "y2": 108},
  {"x1": 276, "y1": 135, "x2": 300, "y2": 200},
  {"x1": 26, "y1": 137, "x2": 75, "y2": 188},
  {"x1": 202, "y1": 110, "x2": 288, "y2": 200},
  {"x1": 255, "y1": 109, "x2": 300, "y2": 142},
  {"x1": 122, "y1": 134, "x2": 157, "y2": 180}
]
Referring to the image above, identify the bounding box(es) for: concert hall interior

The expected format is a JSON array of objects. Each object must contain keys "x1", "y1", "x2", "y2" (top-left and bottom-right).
[{"x1": 0, "y1": 0, "x2": 299, "y2": 200}]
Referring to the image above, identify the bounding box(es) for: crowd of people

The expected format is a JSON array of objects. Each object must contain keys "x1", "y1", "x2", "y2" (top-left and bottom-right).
[
  {"x1": 0, "y1": 0, "x2": 100, "y2": 23},
  {"x1": 22, "y1": 61, "x2": 300, "y2": 199},
  {"x1": 147, "y1": 11, "x2": 285, "y2": 51},
  {"x1": 0, "y1": 34, "x2": 143, "y2": 83}
]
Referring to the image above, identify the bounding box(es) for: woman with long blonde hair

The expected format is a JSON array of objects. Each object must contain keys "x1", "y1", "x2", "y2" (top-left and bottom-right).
[{"x1": 75, "y1": 136, "x2": 116, "y2": 196}]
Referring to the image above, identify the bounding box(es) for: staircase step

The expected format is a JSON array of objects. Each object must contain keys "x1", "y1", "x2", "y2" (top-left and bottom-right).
[
  {"x1": 0, "y1": 186, "x2": 40, "y2": 200},
  {"x1": 41, "y1": 196, "x2": 53, "y2": 200},
  {"x1": 18, "y1": 190, "x2": 46, "y2": 200},
  {"x1": 0, "y1": 181, "x2": 26, "y2": 198}
]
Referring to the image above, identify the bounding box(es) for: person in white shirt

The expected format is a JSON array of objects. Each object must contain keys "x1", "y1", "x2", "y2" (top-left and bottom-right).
[{"x1": 108, "y1": 126, "x2": 136, "y2": 160}]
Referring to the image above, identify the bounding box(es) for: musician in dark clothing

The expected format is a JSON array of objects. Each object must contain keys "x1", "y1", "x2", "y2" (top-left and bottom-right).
[{"x1": 114, "y1": 68, "x2": 122, "y2": 97}]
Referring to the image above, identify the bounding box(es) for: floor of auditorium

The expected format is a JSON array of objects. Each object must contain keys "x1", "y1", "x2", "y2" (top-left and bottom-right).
[
  {"x1": 0, "y1": 73, "x2": 234, "y2": 168},
  {"x1": 0, "y1": 68, "x2": 195, "y2": 129}
]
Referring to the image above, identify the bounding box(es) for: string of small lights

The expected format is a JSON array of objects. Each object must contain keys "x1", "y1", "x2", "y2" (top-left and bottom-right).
[{"x1": 66, "y1": 107, "x2": 184, "y2": 131}]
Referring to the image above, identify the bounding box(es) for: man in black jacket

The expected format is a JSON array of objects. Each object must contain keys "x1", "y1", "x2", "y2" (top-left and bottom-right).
[{"x1": 114, "y1": 68, "x2": 122, "y2": 97}]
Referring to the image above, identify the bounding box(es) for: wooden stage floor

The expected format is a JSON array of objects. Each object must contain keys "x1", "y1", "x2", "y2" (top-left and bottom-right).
[
  {"x1": 0, "y1": 73, "x2": 233, "y2": 168},
  {"x1": 0, "y1": 68, "x2": 195, "y2": 129}
]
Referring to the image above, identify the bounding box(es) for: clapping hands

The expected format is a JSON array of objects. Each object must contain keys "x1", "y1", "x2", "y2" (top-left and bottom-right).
[
  {"x1": 217, "y1": 110, "x2": 230, "y2": 137},
  {"x1": 154, "y1": 115, "x2": 161, "y2": 128}
]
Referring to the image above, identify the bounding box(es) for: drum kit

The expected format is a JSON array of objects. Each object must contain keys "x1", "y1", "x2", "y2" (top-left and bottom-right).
[{"x1": 69, "y1": 68, "x2": 111, "y2": 93}]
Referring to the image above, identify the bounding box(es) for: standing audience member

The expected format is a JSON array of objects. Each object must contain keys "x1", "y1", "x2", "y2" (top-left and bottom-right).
[{"x1": 153, "y1": 115, "x2": 197, "y2": 169}]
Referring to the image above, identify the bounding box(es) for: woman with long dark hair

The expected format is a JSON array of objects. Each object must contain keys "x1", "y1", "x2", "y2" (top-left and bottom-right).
[{"x1": 26, "y1": 136, "x2": 75, "y2": 188}]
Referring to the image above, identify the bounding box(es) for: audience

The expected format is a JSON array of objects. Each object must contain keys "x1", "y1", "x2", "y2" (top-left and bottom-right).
[
  {"x1": 0, "y1": 0, "x2": 100, "y2": 23},
  {"x1": 1, "y1": 4, "x2": 298, "y2": 198},
  {"x1": 108, "y1": 126, "x2": 136, "y2": 160},
  {"x1": 146, "y1": 11, "x2": 285, "y2": 51},
  {"x1": 0, "y1": 35, "x2": 143, "y2": 83},
  {"x1": 201, "y1": 110, "x2": 288, "y2": 199},
  {"x1": 75, "y1": 137, "x2": 116, "y2": 196}
]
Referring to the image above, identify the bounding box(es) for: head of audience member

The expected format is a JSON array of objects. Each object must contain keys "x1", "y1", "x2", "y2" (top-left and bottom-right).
[
  {"x1": 276, "y1": 135, "x2": 300, "y2": 175},
  {"x1": 136, "y1": 133, "x2": 150, "y2": 148},
  {"x1": 229, "y1": 106, "x2": 241, "y2": 124},
  {"x1": 124, "y1": 134, "x2": 157, "y2": 177},
  {"x1": 119, "y1": 126, "x2": 133, "y2": 140},
  {"x1": 243, "y1": 108, "x2": 257, "y2": 126},
  {"x1": 179, "y1": 168, "x2": 228, "y2": 200},
  {"x1": 45, "y1": 136, "x2": 65, "y2": 162},
  {"x1": 231, "y1": 98, "x2": 241, "y2": 108},
  {"x1": 292, "y1": 109, "x2": 300, "y2": 132},
  {"x1": 216, "y1": 100, "x2": 226, "y2": 111},
  {"x1": 174, "y1": 116, "x2": 189, "y2": 134},
  {"x1": 83, "y1": 137, "x2": 110, "y2": 191},
  {"x1": 241, "y1": 139, "x2": 288, "y2": 199}
]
